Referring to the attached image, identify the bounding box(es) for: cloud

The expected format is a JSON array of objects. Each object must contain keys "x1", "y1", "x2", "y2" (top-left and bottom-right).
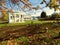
[
  {"x1": 43, "y1": 7, "x2": 54, "y2": 15},
  {"x1": 31, "y1": 9, "x2": 42, "y2": 17},
  {"x1": 31, "y1": 7, "x2": 55, "y2": 17}
]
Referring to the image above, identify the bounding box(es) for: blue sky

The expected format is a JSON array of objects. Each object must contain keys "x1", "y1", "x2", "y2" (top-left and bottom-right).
[
  {"x1": 29, "y1": 0, "x2": 49, "y2": 6},
  {"x1": 29, "y1": 0, "x2": 42, "y2": 6},
  {"x1": 4, "y1": 0, "x2": 60, "y2": 17},
  {"x1": 5, "y1": 0, "x2": 50, "y2": 10}
]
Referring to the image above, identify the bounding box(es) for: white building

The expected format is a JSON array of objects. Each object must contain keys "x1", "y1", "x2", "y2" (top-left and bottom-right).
[{"x1": 8, "y1": 11, "x2": 32, "y2": 23}]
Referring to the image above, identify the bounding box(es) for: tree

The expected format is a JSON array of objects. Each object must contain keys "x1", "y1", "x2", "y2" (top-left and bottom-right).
[
  {"x1": 50, "y1": 13, "x2": 59, "y2": 19},
  {"x1": 0, "y1": 0, "x2": 7, "y2": 21},
  {"x1": 48, "y1": 0, "x2": 60, "y2": 11},
  {"x1": 41, "y1": 11, "x2": 47, "y2": 18},
  {"x1": 1, "y1": 9, "x2": 7, "y2": 21},
  {"x1": 41, "y1": 0, "x2": 60, "y2": 11},
  {"x1": 0, "y1": 0, "x2": 60, "y2": 20}
]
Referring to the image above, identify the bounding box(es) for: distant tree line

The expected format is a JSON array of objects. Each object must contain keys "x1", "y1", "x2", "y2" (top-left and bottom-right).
[{"x1": 39, "y1": 11, "x2": 60, "y2": 20}]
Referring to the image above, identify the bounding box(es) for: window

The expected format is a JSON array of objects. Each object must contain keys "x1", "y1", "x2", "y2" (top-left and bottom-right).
[
  {"x1": 16, "y1": 19, "x2": 19, "y2": 22},
  {"x1": 10, "y1": 15, "x2": 14, "y2": 19},
  {"x1": 21, "y1": 15, "x2": 23, "y2": 18},
  {"x1": 16, "y1": 14, "x2": 19, "y2": 18},
  {"x1": 10, "y1": 16, "x2": 13, "y2": 19}
]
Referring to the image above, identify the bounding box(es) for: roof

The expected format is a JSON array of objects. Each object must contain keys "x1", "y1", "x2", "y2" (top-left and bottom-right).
[{"x1": 8, "y1": 11, "x2": 26, "y2": 15}]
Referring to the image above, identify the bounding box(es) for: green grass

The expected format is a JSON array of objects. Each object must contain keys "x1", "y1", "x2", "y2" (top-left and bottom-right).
[
  {"x1": 0, "y1": 22, "x2": 30, "y2": 28},
  {"x1": 0, "y1": 20, "x2": 58, "y2": 28},
  {"x1": 0, "y1": 20, "x2": 40, "y2": 27}
]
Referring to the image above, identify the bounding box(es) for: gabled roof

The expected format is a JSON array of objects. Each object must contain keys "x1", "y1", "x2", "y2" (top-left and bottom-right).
[{"x1": 8, "y1": 11, "x2": 27, "y2": 15}]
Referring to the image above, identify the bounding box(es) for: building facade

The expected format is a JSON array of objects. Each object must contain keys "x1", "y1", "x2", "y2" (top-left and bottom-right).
[{"x1": 8, "y1": 12, "x2": 32, "y2": 23}]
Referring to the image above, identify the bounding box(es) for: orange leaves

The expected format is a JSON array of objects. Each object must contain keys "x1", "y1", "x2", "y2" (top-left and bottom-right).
[
  {"x1": 11, "y1": 0, "x2": 19, "y2": 4},
  {"x1": 21, "y1": 0, "x2": 28, "y2": 2},
  {"x1": 1, "y1": 9, "x2": 6, "y2": 14},
  {"x1": 1, "y1": 9, "x2": 7, "y2": 20},
  {"x1": 1, "y1": 1, "x2": 5, "y2": 6},
  {"x1": 21, "y1": 0, "x2": 31, "y2": 8}
]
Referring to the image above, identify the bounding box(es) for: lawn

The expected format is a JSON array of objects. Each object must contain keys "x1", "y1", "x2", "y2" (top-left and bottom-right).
[
  {"x1": 0, "y1": 20, "x2": 60, "y2": 45},
  {"x1": 0, "y1": 20, "x2": 59, "y2": 27},
  {"x1": 0, "y1": 20, "x2": 41, "y2": 28}
]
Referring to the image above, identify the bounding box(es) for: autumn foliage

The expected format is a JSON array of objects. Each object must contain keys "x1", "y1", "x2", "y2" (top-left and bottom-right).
[
  {"x1": 11, "y1": 0, "x2": 19, "y2": 4},
  {"x1": 1, "y1": 9, "x2": 7, "y2": 21},
  {"x1": 1, "y1": 1, "x2": 5, "y2": 6}
]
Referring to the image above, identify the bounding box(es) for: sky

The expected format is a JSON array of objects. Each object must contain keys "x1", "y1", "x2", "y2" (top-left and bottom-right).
[
  {"x1": 2, "y1": 0, "x2": 60, "y2": 17},
  {"x1": 26, "y1": 0, "x2": 60, "y2": 17},
  {"x1": 5, "y1": 0, "x2": 49, "y2": 10}
]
